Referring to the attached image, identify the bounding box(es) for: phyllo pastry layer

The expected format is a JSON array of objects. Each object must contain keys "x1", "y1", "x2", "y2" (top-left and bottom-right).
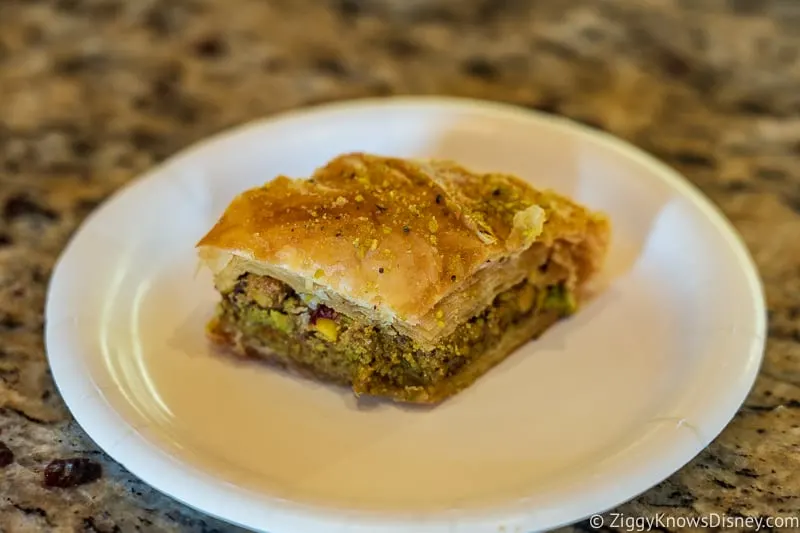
[{"x1": 197, "y1": 153, "x2": 610, "y2": 403}]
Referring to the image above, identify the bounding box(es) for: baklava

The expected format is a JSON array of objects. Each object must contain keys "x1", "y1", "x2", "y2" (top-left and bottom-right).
[{"x1": 196, "y1": 153, "x2": 610, "y2": 403}]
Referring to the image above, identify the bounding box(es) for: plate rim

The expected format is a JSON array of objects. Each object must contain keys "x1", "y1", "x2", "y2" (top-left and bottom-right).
[{"x1": 45, "y1": 95, "x2": 767, "y2": 533}]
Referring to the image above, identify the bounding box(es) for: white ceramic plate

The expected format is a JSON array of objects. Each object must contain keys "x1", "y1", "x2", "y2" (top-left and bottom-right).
[{"x1": 45, "y1": 97, "x2": 766, "y2": 533}]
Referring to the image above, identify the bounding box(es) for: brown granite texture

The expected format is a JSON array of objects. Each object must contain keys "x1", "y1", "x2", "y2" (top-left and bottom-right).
[{"x1": 1, "y1": 0, "x2": 799, "y2": 531}]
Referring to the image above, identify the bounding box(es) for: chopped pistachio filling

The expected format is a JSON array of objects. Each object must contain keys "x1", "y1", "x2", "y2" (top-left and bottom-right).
[{"x1": 218, "y1": 272, "x2": 576, "y2": 393}]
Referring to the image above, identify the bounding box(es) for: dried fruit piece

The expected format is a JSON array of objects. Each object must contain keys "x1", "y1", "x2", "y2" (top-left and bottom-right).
[
  {"x1": 0, "y1": 442, "x2": 13, "y2": 467},
  {"x1": 309, "y1": 304, "x2": 338, "y2": 324},
  {"x1": 43, "y1": 458, "x2": 102, "y2": 488}
]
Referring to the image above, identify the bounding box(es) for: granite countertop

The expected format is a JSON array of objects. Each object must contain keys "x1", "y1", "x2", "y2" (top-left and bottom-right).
[{"x1": 1, "y1": 0, "x2": 799, "y2": 531}]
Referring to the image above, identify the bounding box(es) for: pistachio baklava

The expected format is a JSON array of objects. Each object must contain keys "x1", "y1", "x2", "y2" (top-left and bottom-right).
[{"x1": 196, "y1": 152, "x2": 610, "y2": 403}]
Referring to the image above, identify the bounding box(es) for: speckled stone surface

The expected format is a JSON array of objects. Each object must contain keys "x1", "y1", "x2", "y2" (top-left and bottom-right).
[{"x1": 1, "y1": 0, "x2": 799, "y2": 531}]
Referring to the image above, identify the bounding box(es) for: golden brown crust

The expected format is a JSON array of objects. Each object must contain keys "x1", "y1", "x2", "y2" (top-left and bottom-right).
[{"x1": 196, "y1": 153, "x2": 610, "y2": 339}]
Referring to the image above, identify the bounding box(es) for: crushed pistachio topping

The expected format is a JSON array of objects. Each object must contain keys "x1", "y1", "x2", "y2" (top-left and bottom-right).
[{"x1": 511, "y1": 205, "x2": 546, "y2": 247}]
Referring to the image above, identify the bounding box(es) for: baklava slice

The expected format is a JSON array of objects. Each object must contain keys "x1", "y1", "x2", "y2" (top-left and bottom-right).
[{"x1": 196, "y1": 153, "x2": 610, "y2": 404}]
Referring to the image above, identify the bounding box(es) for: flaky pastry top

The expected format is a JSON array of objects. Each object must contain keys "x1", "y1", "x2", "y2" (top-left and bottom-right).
[{"x1": 197, "y1": 153, "x2": 610, "y2": 335}]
